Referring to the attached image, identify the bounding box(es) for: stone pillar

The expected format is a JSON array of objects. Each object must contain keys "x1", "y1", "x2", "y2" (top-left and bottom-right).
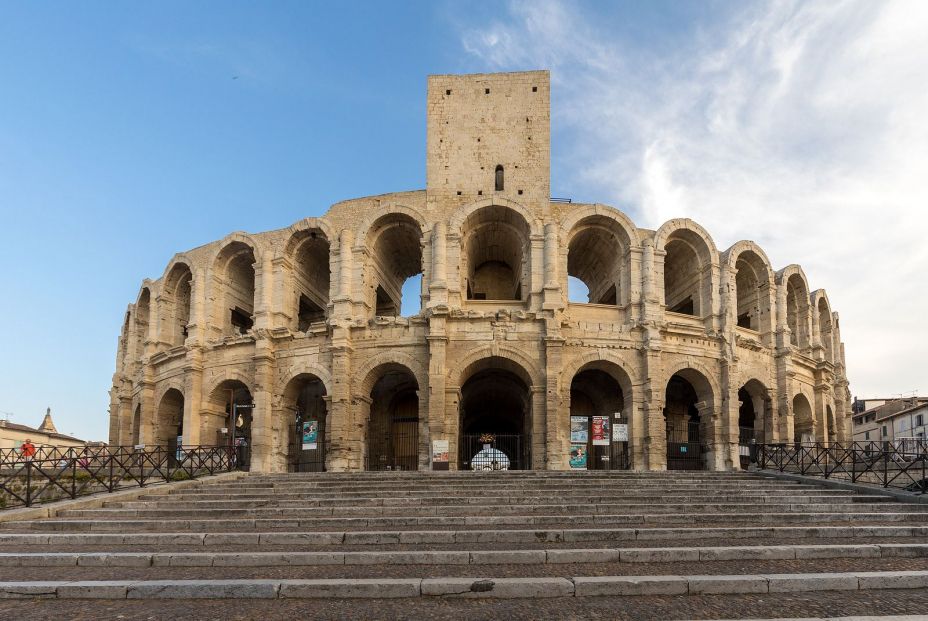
[
  {"x1": 544, "y1": 338, "x2": 566, "y2": 470},
  {"x1": 117, "y1": 395, "x2": 133, "y2": 446},
  {"x1": 531, "y1": 386, "x2": 546, "y2": 470},
  {"x1": 182, "y1": 354, "x2": 203, "y2": 446},
  {"x1": 719, "y1": 362, "x2": 739, "y2": 471},
  {"x1": 528, "y1": 232, "x2": 545, "y2": 312},
  {"x1": 542, "y1": 223, "x2": 562, "y2": 310},
  {"x1": 445, "y1": 386, "x2": 461, "y2": 470},
  {"x1": 697, "y1": 399, "x2": 726, "y2": 471},
  {"x1": 271, "y1": 256, "x2": 294, "y2": 330},
  {"x1": 250, "y1": 344, "x2": 276, "y2": 472}
]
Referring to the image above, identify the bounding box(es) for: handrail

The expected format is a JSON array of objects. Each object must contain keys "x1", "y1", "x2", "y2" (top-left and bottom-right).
[
  {"x1": 0, "y1": 444, "x2": 237, "y2": 510},
  {"x1": 756, "y1": 441, "x2": 928, "y2": 494}
]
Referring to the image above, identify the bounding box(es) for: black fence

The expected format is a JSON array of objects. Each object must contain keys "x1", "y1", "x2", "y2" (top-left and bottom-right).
[
  {"x1": 0, "y1": 444, "x2": 236, "y2": 510},
  {"x1": 461, "y1": 434, "x2": 526, "y2": 470},
  {"x1": 367, "y1": 428, "x2": 419, "y2": 471},
  {"x1": 290, "y1": 418, "x2": 326, "y2": 472},
  {"x1": 757, "y1": 441, "x2": 928, "y2": 494}
]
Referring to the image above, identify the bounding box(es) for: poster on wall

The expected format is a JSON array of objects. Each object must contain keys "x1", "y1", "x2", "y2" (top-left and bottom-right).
[
  {"x1": 432, "y1": 439, "x2": 450, "y2": 471},
  {"x1": 569, "y1": 444, "x2": 587, "y2": 469},
  {"x1": 592, "y1": 416, "x2": 610, "y2": 446},
  {"x1": 570, "y1": 416, "x2": 588, "y2": 443},
  {"x1": 613, "y1": 423, "x2": 629, "y2": 442},
  {"x1": 301, "y1": 420, "x2": 318, "y2": 450}
]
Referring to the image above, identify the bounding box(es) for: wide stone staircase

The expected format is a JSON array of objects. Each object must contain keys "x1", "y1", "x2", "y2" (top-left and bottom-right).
[{"x1": 1, "y1": 471, "x2": 927, "y2": 617}]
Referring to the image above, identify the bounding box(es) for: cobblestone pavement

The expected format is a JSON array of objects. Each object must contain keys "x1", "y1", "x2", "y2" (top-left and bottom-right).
[
  {"x1": 4, "y1": 557, "x2": 927, "y2": 581},
  {"x1": 2, "y1": 590, "x2": 928, "y2": 620}
]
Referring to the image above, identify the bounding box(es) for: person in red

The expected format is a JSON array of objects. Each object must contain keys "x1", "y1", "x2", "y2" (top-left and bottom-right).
[{"x1": 20, "y1": 439, "x2": 36, "y2": 461}]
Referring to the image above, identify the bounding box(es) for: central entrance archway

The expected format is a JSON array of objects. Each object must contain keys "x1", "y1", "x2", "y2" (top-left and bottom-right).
[
  {"x1": 367, "y1": 366, "x2": 419, "y2": 471},
  {"x1": 459, "y1": 357, "x2": 531, "y2": 470}
]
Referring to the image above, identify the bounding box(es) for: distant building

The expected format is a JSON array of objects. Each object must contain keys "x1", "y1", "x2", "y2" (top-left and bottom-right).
[
  {"x1": 851, "y1": 397, "x2": 928, "y2": 444},
  {"x1": 0, "y1": 408, "x2": 95, "y2": 451}
]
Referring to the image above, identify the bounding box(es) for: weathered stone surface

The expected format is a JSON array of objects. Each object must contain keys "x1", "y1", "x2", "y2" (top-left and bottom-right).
[
  {"x1": 766, "y1": 572, "x2": 859, "y2": 592},
  {"x1": 687, "y1": 575, "x2": 769, "y2": 594},
  {"x1": 279, "y1": 579, "x2": 421, "y2": 599},
  {"x1": 57, "y1": 581, "x2": 130, "y2": 599},
  {"x1": 421, "y1": 578, "x2": 573, "y2": 599},
  {"x1": 572, "y1": 576, "x2": 689, "y2": 596},
  {"x1": 857, "y1": 571, "x2": 928, "y2": 590},
  {"x1": 0, "y1": 582, "x2": 59, "y2": 599},
  {"x1": 127, "y1": 580, "x2": 280, "y2": 599}
]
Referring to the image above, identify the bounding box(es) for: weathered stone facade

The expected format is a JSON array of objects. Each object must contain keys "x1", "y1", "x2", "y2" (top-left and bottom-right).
[{"x1": 109, "y1": 70, "x2": 851, "y2": 472}]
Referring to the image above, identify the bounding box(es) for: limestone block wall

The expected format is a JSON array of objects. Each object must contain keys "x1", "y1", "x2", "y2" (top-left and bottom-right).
[{"x1": 108, "y1": 71, "x2": 850, "y2": 473}]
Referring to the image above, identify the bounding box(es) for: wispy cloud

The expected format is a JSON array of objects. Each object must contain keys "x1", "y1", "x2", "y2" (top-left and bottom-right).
[{"x1": 458, "y1": 0, "x2": 928, "y2": 397}]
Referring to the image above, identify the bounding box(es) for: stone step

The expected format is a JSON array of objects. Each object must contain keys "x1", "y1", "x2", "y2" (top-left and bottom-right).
[
  {"x1": 0, "y1": 525, "x2": 922, "y2": 547},
  {"x1": 56, "y1": 502, "x2": 919, "y2": 520},
  {"x1": 2, "y1": 570, "x2": 927, "y2": 599},
  {"x1": 2, "y1": 543, "x2": 925, "y2": 568},
  {"x1": 9, "y1": 511, "x2": 928, "y2": 532}
]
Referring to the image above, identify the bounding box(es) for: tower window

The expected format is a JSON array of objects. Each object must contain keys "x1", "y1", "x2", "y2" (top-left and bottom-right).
[
  {"x1": 495, "y1": 165, "x2": 504, "y2": 192},
  {"x1": 485, "y1": 88, "x2": 490, "y2": 94},
  {"x1": 446, "y1": 89, "x2": 451, "y2": 95},
  {"x1": 532, "y1": 86, "x2": 538, "y2": 92}
]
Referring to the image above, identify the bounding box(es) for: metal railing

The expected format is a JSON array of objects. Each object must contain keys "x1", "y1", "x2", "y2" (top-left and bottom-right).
[
  {"x1": 757, "y1": 441, "x2": 928, "y2": 494},
  {"x1": 0, "y1": 444, "x2": 236, "y2": 510}
]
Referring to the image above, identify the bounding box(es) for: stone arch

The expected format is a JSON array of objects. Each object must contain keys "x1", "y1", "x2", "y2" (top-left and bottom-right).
[
  {"x1": 355, "y1": 351, "x2": 427, "y2": 398},
  {"x1": 660, "y1": 358, "x2": 722, "y2": 405},
  {"x1": 455, "y1": 202, "x2": 534, "y2": 302},
  {"x1": 450, "y1": 345, "x2": 543, "y2": 392},
  {"x1": 777, "y1": 265, "x2": 812, "y2": 348},
  {"x1": 211, "y1": 236, "x2": 260, "y2": 337},
  {"x1": 154, "y1": 387, "x2": 184, "y2": 447},
  {"x1": 559, "y1": 350, "x2": 637, "y2": 398},
  {"x1": 723, "y1": 241, "x2": 775, "y2": 334},
  {"x1": 792, "y1": 392, "x2": 815, "y2": 443},
  {"x1": 283, "y1": 222, "x2": 331, "y2": 329},
  {"x1": 204, "y1": 374, "x2": 255, "y2": 459},
  {"x1": 278, "y1": 362, "x2": 333, "y2": 403},
  {"x1": 160, "y1": 261, "x2": 193, "y2": 348},
  {"x1": 132, "y1": 286, "x2": 152, "y2": 361},
  {"x1": 354, "y1": 203, "x2": 429, "y2": 246},
  {"x1": 361, "y1": 210, "x2": 425, "y2": 317},
  {"x1": 360, "y1": 358, "x2": 422, "y2": 471},
  {"x1": 279, "y1": 372, "x2": 329, "y2": 472},
  {"x1": 654, "y1": 219, "x2": 718, "y2": 317},
  {"x1": 204, "y1": 369, "x2": 255, "y2": 400},
  {"x1": 738, "y1": 378, "x2": 771, "y2": 445},
  {"x1": 662, "y1": 363, "x2": 718, "y2": 471},
  {"x1": 562, "y1": 205, "x2": 639, "y2": 306},
  {"x1": 812, "y1": 289, "x2": 835, "y2": 363},
  {"x1": 449, "y1": 196, "x2": 537, "y2": 235}
]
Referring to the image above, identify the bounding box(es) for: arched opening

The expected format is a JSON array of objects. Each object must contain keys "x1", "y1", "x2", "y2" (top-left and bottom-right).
[
  {"x1": 463, "y1": 205, "x2": 530, "y2": 302},
  {"x1": 495, "y1": 165, "x2": 504, "y2": 192},
  {"x1": 785, "y1": 274, "x2": 810, "y2": 348},
  {"x1": 569, "y1": 367, "x2": 628, "y2": 470},
  {"x1": 367, "y1": 366, "x2": 419, "y2": 471},
  {"x1": 215, "y1": 242, "x2": 256, "y2": 336},
  {"x1": 207, "y1": 380, "x2": 254, "y2": 470},
  {"x1": 664, "y1": 370, "x2": 713, "y2": 470},
  {"x1": 793, "y1": 393, "x2": 814, "y2": 444},
  {"x1": 155, "y1": 388, "x2": 184, "y2": 464},
  {"x1": 734, "y1": 251, "x2": 770, "y2": 331},
  {"x1": 738, "y1": 380, "x2": 768, "y2": 468},
  {"x1": 134, "y1": 289, "x2": 151, "y2": 359},
  {"x1": 367, "y1": 214, "x2": 423, "y2": 317},
  {"x1": 459, "y1": 357, "x2": 532, "y2": 470},
  {"x1": 818, "y1": 298, "x2": 834, "y2": 362},
  {"x1": 662, "y1": 230, "x2": 711, "y2": 317},
  {"x1": 131, "y1": 405, "x2": 141, "y2": 445},
  {"x1": 162, "y1": 264, "x2": 192, "y2": 347},
  {"x1": 282, "y1": 374, "x2": 328, "y2": 472},
  {"x1": 567, "y1": 215, "x2": 630, "y2": 306},
  {"x1": 291, "y1": 230, "x2": 330, "y2": 330}
]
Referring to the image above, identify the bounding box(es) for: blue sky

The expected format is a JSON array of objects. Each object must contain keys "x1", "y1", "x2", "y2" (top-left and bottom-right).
[{"x1": 1, "y1": 1, "x2": 925, "y2": 441}]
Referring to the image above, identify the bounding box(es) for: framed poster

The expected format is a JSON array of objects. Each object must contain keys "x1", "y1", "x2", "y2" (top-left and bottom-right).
[
  {"x1": 613, "y1": 423, "x2": 629, "y2": 442},
  {"x1": 432, "y1": 439, "x2": 449, "y2": 463},
  {"x1": 301, "y1": 420, "x2": 318, "y2": 450},
  {"x1": 569, "y1": 444, "x2": 587, "y2": 469},
  {"x1": 570, "y1": 416, "x2": 588, "y2": 443},
  {"x1": 592, "y1": 416, "x2": 610, "y2": 446}
]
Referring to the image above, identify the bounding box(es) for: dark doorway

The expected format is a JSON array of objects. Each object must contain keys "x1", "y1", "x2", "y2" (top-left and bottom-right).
[
  {"x1": 367, "y1": 369, "x2": 419, "y2": 471},
  {"x1": 569, "y1": 369, "x2": 629, "y2": 470},
  {"x1": 664, "y1": 374, "x2": 705, "y2": 470},
  {"x1": 459, "y1": 367, "x2": 530, "y2": 470}
]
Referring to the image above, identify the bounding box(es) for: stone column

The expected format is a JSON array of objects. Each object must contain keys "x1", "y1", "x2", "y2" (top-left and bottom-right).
[
  {"x1": 445, "y1": 386, "x2": 461, "y2": 470},
  {"x1": 542, "y1": 223, "x2": 562, "y2": 310},
  {"x1": 117, "y1": 395, "x2": 133, "y2": 446},
  {"x1": 250, "y1": 344, "x2": 276, "y2": 472},
  {"x1": 544, "y1": 338, "x2": 566, "y2": 470},
  {"x1": 182, "y1": 353, "x2": 204, "y2": 446},
  {"x1": 531, "y1": 386, "x2": 546, "y2": 470}
]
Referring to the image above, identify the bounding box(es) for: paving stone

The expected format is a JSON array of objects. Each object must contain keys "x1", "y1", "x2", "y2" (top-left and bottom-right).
[
  {"x1": 794, "y1": 544, "x2": 881, "y2": 559},
  {"x1": 572, "y1": 575, "x2": 689, "y2": 596},
  {"x1": 0, "y1": 582, "x2": 60, "y2": 599},
  {"x1": 57, "y1": 581, "x2": 130, "y2": 599},
  {"x1": 698, "y1": 546, "x2": 795, "y2": 561},
  {"x1": 546, "y1": 549, "x2": 622, "y2": 564},
  {"x1": 621, "y1": 548, "x2": 700, "y2": 563},
  {"x1": 279, "y1": 578, "x2": 421, "y2": 598},
  {"x1": 766, "y1": 572, "x2": 859, "y2": 592},
  {"x1": 421, "y1": 577, "x2": 574, "y2": 598},
  {"x1": 0, "y1": 553, "x2": 78, "y2": 567},
  {"x1": 77, "y1": 553, "x2": 152, "y2": 567},
  {"x1": 856, "y1": 571, "x2": 928, "y2": 590},
  {"x1": 127, "y1": 579, "x2": 280, "y2": 599},
  {"x1": 469, "y1": 550, "x2": 547, "y2": 564},
  {"x1": 687, "y1": 575, "x2": 769, "y2": 594}
]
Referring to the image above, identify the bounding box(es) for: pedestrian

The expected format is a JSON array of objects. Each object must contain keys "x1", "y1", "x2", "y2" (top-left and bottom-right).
[{"x1": 21, "y1": 438, "x2": 36, "y2": 462}]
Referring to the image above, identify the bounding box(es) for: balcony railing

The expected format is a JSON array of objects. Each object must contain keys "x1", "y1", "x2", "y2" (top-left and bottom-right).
[{"x1": 0, "y1": 444, "x2": 237, "y2": 510}]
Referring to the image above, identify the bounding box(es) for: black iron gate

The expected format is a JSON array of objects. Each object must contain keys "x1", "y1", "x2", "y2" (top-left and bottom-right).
[
  {"x1": 666, "y1": 421, "x2": 704, "y2": 470},
  {"x1": 291, "y1": 416, "x2": 326, "y2": 472},
  {"x1": 461, "y1": 434, "x2": 527, "y2": 470},
  {"x1": 367, "y1": 417, "x2": 419, "y2": 471}
]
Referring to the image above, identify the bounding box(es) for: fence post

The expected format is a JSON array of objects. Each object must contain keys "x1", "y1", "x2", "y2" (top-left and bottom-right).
[
  {"x1": 71, "y1": 457, "x2": 77, "y2": 499},
  {"x1": 25, "y1": 461, "x2": 32, "y2": 507},
  {"x1": 108, "y1": 453, "x2": 115, "y2": 493}
]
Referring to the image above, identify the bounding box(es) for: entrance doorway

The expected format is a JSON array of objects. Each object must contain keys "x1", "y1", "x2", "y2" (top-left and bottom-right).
[
  {"x1": 367, "y1": 368, "x2": 419, "y2": 471},
  {"x1": 210, "y1": 381, "x2": 254, "y2": 471},
  {"x1": 459, "y1": 365, "x2": 530, "y2": 470},
  {"x1": 664, "y1": 373, "x2": 706, "y2": 470},
  {"x1": 283, "y1": 374, "x2": 327, "y2": 472},
  {"x1": 569, "y1": 369, "x2": 629, "y2": 470}
]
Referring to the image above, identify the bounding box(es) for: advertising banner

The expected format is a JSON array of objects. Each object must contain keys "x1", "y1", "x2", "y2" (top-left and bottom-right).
[
  {"x1": 301, "y1": 420, "x2": 318, "y2": 450},
  {"x1": 569, "y1": 444, "x2": 587, "y2": 469},
  {"x1": 570, "y1": 416, "x2": 588, "y2": 443},
  {"x1": 432, "y1": 439, "x2": 450, "y2": 471},
  {"x1": 592, "y1": 416, "x2": 610, "y2": 446},
  {"x1": 613, "y1": 423, "x2": 629, "y2": 442}
]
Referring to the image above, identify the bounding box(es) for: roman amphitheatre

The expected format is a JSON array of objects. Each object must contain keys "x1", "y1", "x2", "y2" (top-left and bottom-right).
[{"x1": 108, "y1": 70, "x2": 850, "y2": 473}]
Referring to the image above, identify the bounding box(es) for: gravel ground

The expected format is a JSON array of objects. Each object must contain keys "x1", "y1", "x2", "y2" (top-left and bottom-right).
[
  {"x1": 5, "y1": 557, "x2": 927, "y2": 581},
  {"x1": 1, "y1": 590, "x2": 928, "y2": 620}
]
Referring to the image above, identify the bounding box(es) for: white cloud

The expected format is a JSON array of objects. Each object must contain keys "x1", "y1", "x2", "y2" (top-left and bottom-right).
[{"x1": 459, "y1": 0, "x2": 928, "y2": 398}]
